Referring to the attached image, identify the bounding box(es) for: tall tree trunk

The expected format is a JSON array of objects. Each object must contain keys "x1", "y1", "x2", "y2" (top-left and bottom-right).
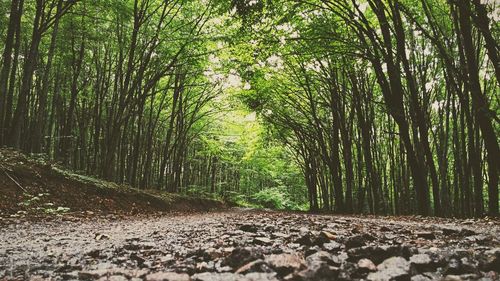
[
  {"x1": 9, "y1": 0, "x2": 44, "y2": 149},
  {"x1": 0, "y1": 0, "x2": 24, "y2": 144},
  {"x1": 60, "y1": 28, "x2": 85, "y2": 164},
  {"x1": 32, "y1": 0, "x2": 62, "y2": 153},
  {"x1": 457, "y1": 1, "x2": 499, "y2": 216}
]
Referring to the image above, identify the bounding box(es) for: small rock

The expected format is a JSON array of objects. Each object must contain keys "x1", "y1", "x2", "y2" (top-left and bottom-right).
[
  {"x1": 240, "y1": 224, "x2": 258, "y2": 233},
  {"x1": 105, "y1": 275, "x2": 130, "y2": 281},
  {"x1": 347, "y1": 245, "x2": 413, "y2": 264},
  {"x1": 441, "y1": 275, "x2": 462, "y2": 281},
  {"x1": 415, "y1": 232, "x2": 435, "y2": 240},
  {"x1": 295, "y1": 233, "x2": 313, "y2": 246},
  {"x1": 61, "y1": 271, "x2": 79, "y2": 279},
  {"x1": 312, "y1": 231, "x2": 336, "y2": 247},
  {"x1": 346, "y1": 236, "x2": 366, "y2": 249},
  {"x1": 55, "y1": 264, "x2": 82, "y2": 273},
  {"x1": 188, "y1": 248, "x2": 213, "y2": 261},
  {"x1": 410, "y1": 274, "x2": 432, "y2": 281},
  {"x1": 459, "y1": 228, "x2": 477, "y2": 237},
  {"x1": 124, "y1": 243, "x2": 141, "y2": 251},
  {"x1": 459, "y1": 257, "x2": 479, "y2": 274},
  {"x1": 78, "y1": 270, "x2": 107, "y2": 279},
  {"x1": 461, "y1": 220, "x2": 474, "y2": 225},
  {"x1": 130, "y1": 253, "x2": 146, "y2": 265},
  {"x1": 410, "y1": 254, "x2": 433, "y2": 272},
  {"x1": 222, "y1": 247, "x2": 235, "y2": 254},
  {"x1": 271, "y1": 232, "x2": 290, "y2": 239},
  {"x1": 345, "y1": 234, "x2": 374, "y2": 249},
  {"x1": 479, "y1": 248, "x2": 500, "y2": 272},
  {"x1": 294, "y1": 263, "x2": 339, "y2": 281},
  {"x1": 305, "y1": 246, "x2": 321, "y2": 257},
  {"x1": 245, "y1": 272, "x2": 279, "y2": 281},
  {"x1": 319, "y1": 231, "x2": 335, "y2": 240},
  {"x1": 441, "y1": 227, "x2": 459, "y2": 236},
  {"x1": 214, "y1": 260, "x2": 232, "y2": 273},
  {"x1": 306, "y1": 251, "x2": 341, "y2": 267},
  {"x1": 86, "y1": 249, "x2": 101, "y2": 259},
  {"x1": 379, "y1": 226, "x2": 391, "y2": 232},
  {"x1": 367, "y1": 257, "x2": 410, "y2": 281},
  {"x1": 235, "y1": 259, "x2": 270, "y2": 274},
  {"x1": 337, "y1": 262, "x2": 357, "y2": 280},
  {"x1": 466, "y1": 234, "x2": 490, "y2": 244},
  {"x1": 224, "y1": 247, "x2": 263, "y2": 269},
  {"x1": 323, "y1": 241, "x2": 342, "y2": 252},
  {"x1": 205, "y1": 248, "x2": 222, "y2": 260},
  {"x1": 358, "y1": 258, "x2": 377, "y2": 272},
  {"x1": 265, "y1": 253, "x2": 305, "y2": 276},
  {"x1": 94, "y1": 233, "x2": 110, "y2": 241},
  {"x1": 192, "y1": 272, "x2": 241, "y2": 281},
  {"x1": 299, "y1": 227, "x2": 310, "y2": 235},
  {"x1": 197, "y1": 261, "x2": 214, "y2": 271},
  {"x1": 264, "y1": 225, "x2": 276, "y2": 232},
  {"x1": 254, "y1": 237, "x2": 273, "y2": 245},
  {"x1": 444, "y1": 258, "x2": 462, "y2": 275}
]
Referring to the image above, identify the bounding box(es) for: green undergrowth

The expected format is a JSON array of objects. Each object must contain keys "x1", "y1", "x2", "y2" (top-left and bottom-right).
[
  {"x1": 52, "y1": 165, "x2": 226, "y2": 206},
  {"x1": 225, "y1": 188, "x2": 309, "y2": 211},
  {"x1": 52, "y1": 166, "x2": 123, "y2": 190},
  {"x1": 178, "y1": 185, "x2": 308, "y2": 211},
  {"x1": 17, "y1": 192, "x2": 71, "y2": 215},
  {"x1": 6, "y1": 150, "x2": 304, "y2": 213}
]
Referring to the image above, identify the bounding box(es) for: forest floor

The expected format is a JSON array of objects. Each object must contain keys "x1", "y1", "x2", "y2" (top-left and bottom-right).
[
  {"x1": 0, "y1": 209, "x2": 499, "y2": 281},
  {"x1": 0, "y1": 148, "x2": 225, "y2": 217},
  {"x1": 1, "y1": 149, "x2": 500, "y2": 281}
]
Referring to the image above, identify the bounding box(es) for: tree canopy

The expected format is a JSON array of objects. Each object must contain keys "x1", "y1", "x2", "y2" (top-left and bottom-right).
[{"x1": 0, "y1": 0, "x2": 498, "y2": 217}]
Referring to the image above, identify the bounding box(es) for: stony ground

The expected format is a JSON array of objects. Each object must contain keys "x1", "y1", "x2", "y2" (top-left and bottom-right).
[{"x1": 0, "y1": 209, "x2": 499, "y2": 281}]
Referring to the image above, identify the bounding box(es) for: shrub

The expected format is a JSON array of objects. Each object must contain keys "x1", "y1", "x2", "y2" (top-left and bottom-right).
[{"x1": 251, "y1": 188, "x2": 287, "y2": 209}]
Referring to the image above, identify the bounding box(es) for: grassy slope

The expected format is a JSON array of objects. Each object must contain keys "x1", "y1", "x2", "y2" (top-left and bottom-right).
[{"x1": 0, "y1": 148, "x2": 225, "y2": 217}]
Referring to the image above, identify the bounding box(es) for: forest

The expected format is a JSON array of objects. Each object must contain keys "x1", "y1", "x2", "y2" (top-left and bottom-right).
[{"x1": 0, "y1": 0, "x2": 498, "y2": 218}]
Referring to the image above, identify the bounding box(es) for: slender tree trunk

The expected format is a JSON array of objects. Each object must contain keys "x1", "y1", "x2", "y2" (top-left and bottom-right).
[
  {"x1": 457, "y1": 1, "x2": 499, "y2": 216},
  {"x1": 0, "y1": 0, "x2": 24, "y2": 144},
  {"x1": 210, "y1": 156, "x2": 218, "y2": 194},
  {"x1": 9, "y1": 0, "x2": 44, "y2": 149},
  {"x1": 32, "y1": 0, "x2": 61, "y2": 153}
]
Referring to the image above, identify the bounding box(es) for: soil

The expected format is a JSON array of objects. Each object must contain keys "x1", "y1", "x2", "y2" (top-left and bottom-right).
[{"x1": 0, "y1": 210, "x2": 499, "y2": 281}]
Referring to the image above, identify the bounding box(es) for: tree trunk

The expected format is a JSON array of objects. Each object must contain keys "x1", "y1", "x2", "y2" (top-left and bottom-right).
[
  {"x1": 9, "y1": 0, "x2": 43, "y2": 149},
  {"x1": 0, "y1": 0, "x2": 24, "y2": 144},
  {"x1": 457, "y1": 1, "x2": 499, "y2": 216}
]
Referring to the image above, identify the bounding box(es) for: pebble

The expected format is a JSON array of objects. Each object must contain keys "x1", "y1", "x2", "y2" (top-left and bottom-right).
[{"x1": 1, "y1": 211, "x2": 498, "y2": 280}]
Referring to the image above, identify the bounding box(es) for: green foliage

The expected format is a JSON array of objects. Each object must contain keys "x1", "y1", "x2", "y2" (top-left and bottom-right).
[
  {"x1": 53, "y1": 167, "x2": 122, "y2": 190},
  {"x1": 182, "y1": 185, "x2": 220, "y2": 200},
  {"x1": 251, "y1": 188, "x2": 286, "y2": 209},
  {"x1": 250, "y1": 187, "x2": 307, "y2": 211},
  {"x1": 17, "y1": 192, "x2": 70, "y2": 215},
  {"x1": 17, "y1": 192, "x2": 48, "y2": 207},
  {"x1": 2, "y1": 0, "x2": 497, "y2": 217},
  {"x1": 42, "y1": 206, "x2": 71, "y2": 215}
]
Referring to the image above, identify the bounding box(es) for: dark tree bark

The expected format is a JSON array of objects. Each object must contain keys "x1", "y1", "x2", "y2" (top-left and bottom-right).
[
  {"x1": 31, "y1": 0, "x2": 62, "y2": 153},
  {"x1": 9, "y1": 0, "x2": 44, "y2": 148},
  {"x1": 456, "y1": 1, "x2": 499, "y2": 216},
  {"x1": 0, "y1": 0, "x2": 24, "y2": 144}
]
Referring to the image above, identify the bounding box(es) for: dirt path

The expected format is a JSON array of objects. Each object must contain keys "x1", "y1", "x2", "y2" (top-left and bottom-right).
[{"x1": 1, "y1": 209, "x2": 499, "y2": 280}]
